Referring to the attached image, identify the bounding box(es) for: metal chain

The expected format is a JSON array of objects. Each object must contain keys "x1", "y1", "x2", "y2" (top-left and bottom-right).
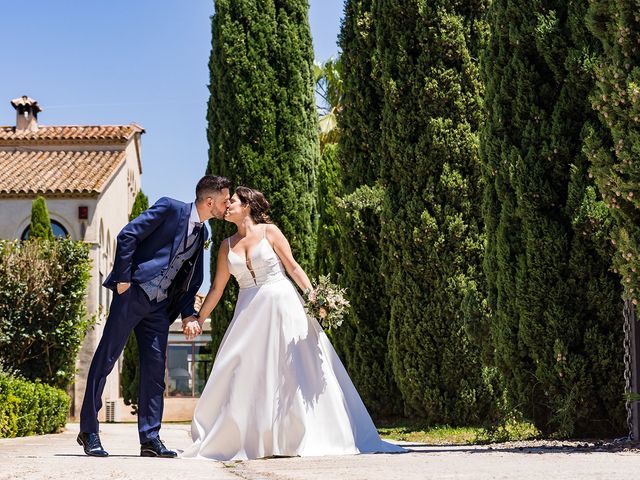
[{"x1": 623, "y1": 298, "x2": 634, "y2": 441}]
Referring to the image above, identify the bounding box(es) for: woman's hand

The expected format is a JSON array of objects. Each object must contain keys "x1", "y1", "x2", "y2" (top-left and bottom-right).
[{"x1": 182, "y1": 316, "x2": 202, "y2": 340}]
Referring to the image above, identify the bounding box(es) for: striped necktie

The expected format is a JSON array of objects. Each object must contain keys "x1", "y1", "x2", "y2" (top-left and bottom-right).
[{"x1": 187, "y1": 222, "x2": 203, "y2": 247}]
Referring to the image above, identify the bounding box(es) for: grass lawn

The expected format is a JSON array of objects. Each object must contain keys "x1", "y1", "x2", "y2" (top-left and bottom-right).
[
  {"x1": 377, "y1": 421, "x2": 539, "y2": 445},
  {"x1": 167, "y1": 420, "x2": 539, "y2": 446}
]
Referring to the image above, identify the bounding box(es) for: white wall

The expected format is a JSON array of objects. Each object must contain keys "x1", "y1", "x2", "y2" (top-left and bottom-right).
[{"x1": 0, "y1": 197, "x2": 94, "y2": 241}]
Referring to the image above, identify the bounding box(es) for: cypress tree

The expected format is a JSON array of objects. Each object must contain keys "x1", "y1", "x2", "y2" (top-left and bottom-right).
[
  {"x1": 29, "y1": 196, "x2": 54, "y2": 240},
  {"x1": 206, "y1": 0, "x2": 319, "y2": 349},
  {"x1": 120, "y1": 190, "x2": 149, "y2": 414},
  {"x1": 376, "y1": 0, "x2": 492, "y2": 424},
  {"x1": 481, "y1": 0, "x2": 624, "y2": 435},
  {"x1": 586, "y1": 2, "x2": 640, "y2": 309},
  {"x1": 330, "y1": 0, "x2": 402, "y2": 418},
  {"x1": 315, "y1": 142, "x2": 342, "y2": 277},
  {"x1": 129, "y1": 191, "x2": 150, "y2": 222}
]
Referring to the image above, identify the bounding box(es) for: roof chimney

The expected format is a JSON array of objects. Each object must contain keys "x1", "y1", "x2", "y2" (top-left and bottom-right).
[{"x1": 11, "y1": 96, "x2": 41, "y2": 132}]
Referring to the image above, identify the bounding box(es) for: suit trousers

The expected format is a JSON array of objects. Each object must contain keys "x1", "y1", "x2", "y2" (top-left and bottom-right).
[{"x1": 79, "y1": 284, "x2": 171, "y2": 443}]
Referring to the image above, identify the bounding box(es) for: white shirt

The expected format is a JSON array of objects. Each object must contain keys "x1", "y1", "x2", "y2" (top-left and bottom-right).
[{"x1": 188, "y1": 203, "x2": 205, "y2": 237}]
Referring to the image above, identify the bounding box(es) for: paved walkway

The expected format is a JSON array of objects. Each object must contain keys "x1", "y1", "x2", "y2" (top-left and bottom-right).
[{"x1": 1, "y1": 423, "x2": 639, "y2": 479}]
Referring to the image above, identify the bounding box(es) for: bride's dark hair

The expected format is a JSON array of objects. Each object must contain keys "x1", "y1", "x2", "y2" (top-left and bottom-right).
[{"x1": 235, "y1": 186, "x2": 272, "y2": 224}]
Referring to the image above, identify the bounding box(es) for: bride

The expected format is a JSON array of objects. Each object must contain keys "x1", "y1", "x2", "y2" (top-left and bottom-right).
[{"x1": 180, "y1": 186, "x2": 405, "y2": 460}]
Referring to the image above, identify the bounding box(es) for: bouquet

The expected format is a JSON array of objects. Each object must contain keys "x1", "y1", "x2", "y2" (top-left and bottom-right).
[{"x1": 303, "y1": 275, "x2": 350, "y2": 330}]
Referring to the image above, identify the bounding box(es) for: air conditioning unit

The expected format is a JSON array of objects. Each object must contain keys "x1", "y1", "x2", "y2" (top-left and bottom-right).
[{"x1": 105, "y1": 400, "x2": 116, "y2": 423}]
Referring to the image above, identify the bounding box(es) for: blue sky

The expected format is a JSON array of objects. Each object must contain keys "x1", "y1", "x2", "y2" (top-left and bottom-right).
[{"x1": 0, "y1": 0, "x2": 343, "y2": 291}]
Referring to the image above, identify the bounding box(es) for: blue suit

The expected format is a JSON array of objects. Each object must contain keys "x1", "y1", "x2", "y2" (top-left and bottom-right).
[{"x1": 80, "y1": 197, "x2": 208, "y2": 442}]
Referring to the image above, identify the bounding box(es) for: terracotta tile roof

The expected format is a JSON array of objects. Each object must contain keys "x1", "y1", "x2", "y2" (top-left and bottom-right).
[
  {"x1": 0, "y1": 123, "x2": 144, "y2": 145},
  {"x1": 0, "y1": 149, "x2": 127, "y2": 198}
]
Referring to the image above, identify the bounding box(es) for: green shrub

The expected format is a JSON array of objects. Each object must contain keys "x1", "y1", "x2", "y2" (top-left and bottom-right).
[
  {"x1": 0, "y1": 372, "x2": 70, "y2": 438},
  {"x1": 0, "y1": 239, "x2": 92, "y2": 390}
]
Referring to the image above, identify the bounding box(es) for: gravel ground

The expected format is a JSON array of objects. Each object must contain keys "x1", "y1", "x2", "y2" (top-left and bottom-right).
[{"x1": 0, "y1": 423, "x2": 639, "y2": 480}]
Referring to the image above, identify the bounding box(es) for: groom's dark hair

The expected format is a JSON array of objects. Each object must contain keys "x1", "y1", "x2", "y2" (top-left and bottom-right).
[{"x1": 195, "y1": 175, "x2": 231, "y2": 202}]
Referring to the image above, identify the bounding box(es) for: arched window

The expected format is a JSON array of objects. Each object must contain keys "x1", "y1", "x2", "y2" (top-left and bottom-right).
[{"x1": 21, "y1": 220, "x2": 69, "y2": 240}]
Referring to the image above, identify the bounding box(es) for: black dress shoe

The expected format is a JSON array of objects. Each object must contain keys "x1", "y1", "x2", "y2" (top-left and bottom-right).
[
  {"x1": 77, "y1": 432, "x2": 109, "y2": 457},
  {"x1": 140, "y1": 437, "x2": 177, "y2": 458}
]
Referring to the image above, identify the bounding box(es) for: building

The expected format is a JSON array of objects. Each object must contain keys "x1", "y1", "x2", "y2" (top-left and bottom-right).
[{"x1": 0, "y1": 96, "x2": 211, "y2": 422}]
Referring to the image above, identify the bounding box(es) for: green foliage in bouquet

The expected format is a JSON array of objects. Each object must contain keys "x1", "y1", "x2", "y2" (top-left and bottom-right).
[{"x1": 304, "y1": 275, "x2": 350, "y2": 330}]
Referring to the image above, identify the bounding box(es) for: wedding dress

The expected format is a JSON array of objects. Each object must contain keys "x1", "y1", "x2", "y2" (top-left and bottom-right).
[{"x1": 181, "y1": 227, "x2": 405, "y2": 460}]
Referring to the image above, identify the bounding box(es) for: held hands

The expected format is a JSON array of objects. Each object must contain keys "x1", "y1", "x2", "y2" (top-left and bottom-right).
[
  {"x1": 117, "y1": 282, "x2": 131, "y2": 295},
  {"x1": 182, "y1": 316, "x2": 202, "y2": 340}
]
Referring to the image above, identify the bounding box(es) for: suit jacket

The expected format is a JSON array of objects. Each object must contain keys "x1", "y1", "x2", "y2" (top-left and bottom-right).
[{"x1": 103, "y1": 197, "x2": 208, "y2": 320}]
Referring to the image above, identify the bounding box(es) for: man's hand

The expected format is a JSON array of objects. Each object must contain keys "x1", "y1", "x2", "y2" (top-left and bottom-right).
[
  {"x1": 117, "y1": 282, "x2": 131, "y2": 295},
  {"x1": 182, "y1": 316, "x2": 202, "y2": 340}
]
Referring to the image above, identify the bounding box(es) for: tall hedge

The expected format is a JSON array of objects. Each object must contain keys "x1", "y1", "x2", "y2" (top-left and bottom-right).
[
  {"x1": 29, "y1": 196, "x2": 54, "y2": 240},
  {"x1": 206, "y1": 0, "x2": 319, "y2": 349},
  {"x1": 0, "y1": 239, "x2": 92, "y2": 390},
  {"x1": 481, "y1": 0, "x2": 624, "y2": 436},
  {"x1": 376, "y1": 0, "x2": 492, "y2": 424},
  {"x1": 120, "y1": 190, "x2": 149, "y2": 414},
  {"x1": 329, "y1": 0, "x2": 402, "y2": 419},
  {"x1": 586, "y1": 1, "x2": 640, "y2": 306}
]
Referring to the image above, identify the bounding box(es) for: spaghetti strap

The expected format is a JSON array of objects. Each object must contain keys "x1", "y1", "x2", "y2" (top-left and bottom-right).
[{"x1": 227, "y1": 237, "x2": 231, "y2": 249}]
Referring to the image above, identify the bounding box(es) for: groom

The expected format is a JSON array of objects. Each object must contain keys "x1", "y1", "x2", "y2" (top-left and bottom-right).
[{"x1": 77, "y1": 175, "x2": 231, "y2": 458}]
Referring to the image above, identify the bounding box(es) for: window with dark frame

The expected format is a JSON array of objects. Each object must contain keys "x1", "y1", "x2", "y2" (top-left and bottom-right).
[
  {"x1": 21, "y1": 220, "x2": 69, "y2": 239},
  {"x1": 165, "y1": 341, "x2": 213, "y2": 397}
]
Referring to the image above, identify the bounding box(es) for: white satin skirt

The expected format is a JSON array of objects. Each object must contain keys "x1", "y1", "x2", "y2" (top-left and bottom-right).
[{"x1": 181, "y1": 277, "x2": 406, "y2": 460}]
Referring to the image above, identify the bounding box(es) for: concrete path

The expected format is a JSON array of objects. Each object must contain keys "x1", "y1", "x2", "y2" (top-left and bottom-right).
[{"x1": 1, "y1": 423, "x2": 639, "y2": 479}]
